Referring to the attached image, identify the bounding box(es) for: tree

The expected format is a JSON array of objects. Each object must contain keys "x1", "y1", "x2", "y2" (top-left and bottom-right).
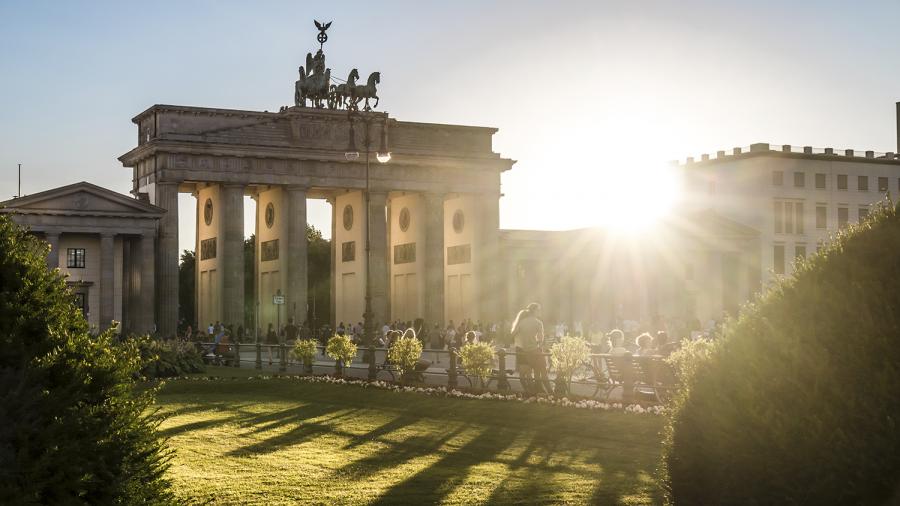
[
  {"x1": 664, "y1": 201, "x2": 900, "y2": 504},
  {"x1": 0, "y1": 214, "x2": 172, "y2": 503},
  {"x1": 307, "y1": 224, "x2": 331, "y2": 331},
  {"x1": 178, "y1": 226, "x2": 331, "y2": 335},
  {"x1": 178, "y1": 249, "x2": 195, "y2": 331}
]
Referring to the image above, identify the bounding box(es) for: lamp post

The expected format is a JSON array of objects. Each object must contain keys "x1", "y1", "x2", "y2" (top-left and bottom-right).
[{"x1": 345, "y1": 110, "x2": 391, "y2": 381}]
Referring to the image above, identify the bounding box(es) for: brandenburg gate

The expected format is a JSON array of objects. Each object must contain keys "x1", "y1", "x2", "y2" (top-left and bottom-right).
[{"x1": 117, "y1": 23, "x2": 514, "y2": 337}]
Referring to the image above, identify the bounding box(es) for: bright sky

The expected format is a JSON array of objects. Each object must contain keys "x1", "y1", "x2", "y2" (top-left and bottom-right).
[{"x1": 2, "y1": 0, "x2": 899, "y2": 252}]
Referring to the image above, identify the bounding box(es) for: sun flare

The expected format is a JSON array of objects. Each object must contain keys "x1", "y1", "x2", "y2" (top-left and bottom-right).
[{"x1": 562, "y1": 160, "x2": 682, "y2": 233}]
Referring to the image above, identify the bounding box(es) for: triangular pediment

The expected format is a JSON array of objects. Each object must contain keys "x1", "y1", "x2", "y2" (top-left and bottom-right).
[{"x1": 0, "y1": 182, "x2": 165, "y2": 217}]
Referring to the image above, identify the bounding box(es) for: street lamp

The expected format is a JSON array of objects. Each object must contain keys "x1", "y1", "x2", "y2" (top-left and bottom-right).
[{"x1": 345, "y1": 110, "x2": 390, "y2": 380}]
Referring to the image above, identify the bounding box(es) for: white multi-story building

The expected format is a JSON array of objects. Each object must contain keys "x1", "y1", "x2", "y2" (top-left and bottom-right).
[{"x1": 681, "y1": 140, "x2": 900, "y2": 283}]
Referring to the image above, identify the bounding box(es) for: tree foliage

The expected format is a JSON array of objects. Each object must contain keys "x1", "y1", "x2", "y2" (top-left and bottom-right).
[
  {"x1": 388, "y1": 330, "x2": 424, "y2": 380},
  {"x1": 459, "y1": 342, "x2": 495, "y2": 388},
  {"x1": 0, "y1": 215, "x2": 173, "y2": 504},
  {"x1": 664, "y1": 201, "x2": 900, "y2": 505}
]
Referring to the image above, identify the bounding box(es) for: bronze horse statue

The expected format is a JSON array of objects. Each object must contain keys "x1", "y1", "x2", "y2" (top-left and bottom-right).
[
  {"x1": 351, "y1": 71, "x2": 380, "y2": 111},
  {"x1": 329, "y1": 68, "x2": 359, "y2": 109}
]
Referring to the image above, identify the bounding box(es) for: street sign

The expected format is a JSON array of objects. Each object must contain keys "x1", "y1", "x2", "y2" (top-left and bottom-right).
[{"x1": 273, "y1": 295, "x2": 285, "y2": 305}]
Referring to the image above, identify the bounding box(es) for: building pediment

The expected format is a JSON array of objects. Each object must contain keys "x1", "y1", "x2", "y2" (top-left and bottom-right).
[{"x1": 0, "y1": 181, "x2": 165, "y2": 218}]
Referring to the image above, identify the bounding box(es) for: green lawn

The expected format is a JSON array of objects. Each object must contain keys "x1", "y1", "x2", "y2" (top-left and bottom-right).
[{"x1": 157, "y1": 367, "x2": 665, "y2": 505}]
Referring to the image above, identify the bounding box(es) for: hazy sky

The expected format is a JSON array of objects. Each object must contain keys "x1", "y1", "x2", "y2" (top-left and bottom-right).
[{"x1": 2, "y1": 0, "x2": 899, "y2": 252}]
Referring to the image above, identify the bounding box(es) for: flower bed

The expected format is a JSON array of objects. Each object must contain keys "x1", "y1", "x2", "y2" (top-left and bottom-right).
[{"x1": 164, "y1": 373, "x2": 665, "y2": 415}]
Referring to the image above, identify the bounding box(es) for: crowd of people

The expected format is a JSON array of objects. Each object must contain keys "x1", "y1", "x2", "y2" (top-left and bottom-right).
[{"x1": 178, "y1": 306, "x2": 721, "y2": 374}]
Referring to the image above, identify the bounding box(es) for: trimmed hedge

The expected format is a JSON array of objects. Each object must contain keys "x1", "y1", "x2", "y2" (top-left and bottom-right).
[
  {"x1": 0, "y1": 215, "x2": 173, "y2": 504},
  {"x1": 664, "y1": 201, "x2": 900, "y2": 504},
  {"x1": 139, "y1": 337, "x2": 205, "y2": 379}
]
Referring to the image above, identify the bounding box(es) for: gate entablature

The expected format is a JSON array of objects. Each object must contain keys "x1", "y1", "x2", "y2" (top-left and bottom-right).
[{"x1": 120, "y1": 105, "x2": 513, "y2": 195}]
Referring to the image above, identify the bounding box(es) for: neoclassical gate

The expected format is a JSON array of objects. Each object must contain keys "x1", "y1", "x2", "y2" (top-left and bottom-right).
[{"x1": 118, "y1": 101, "x2": 513, "y2": 337}]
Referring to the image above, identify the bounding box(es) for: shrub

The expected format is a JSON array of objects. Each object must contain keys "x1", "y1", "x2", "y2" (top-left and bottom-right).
[
  {"x1": 325, "y1": 334, "x2": 357, "y2": 366},
  {"x1": 0, "y1": 215, "x2": 172, "y2": 503},
  {"x1": 664, "y1": 201, "x2": 900, "y2": 505},
  {"x1": 550, "y1": 335, "x2": 591, "y2": 393},
  {"x1": 459, "y1": 342, "x2": 495, "y2": 389},
  {"x1": 664, "y1": 337, "x2": 717, "y2": 384},
  {"x1": 138, "y1": 337, "x2": 205, "y2": 379},
  {"x1": 387, "y1": 329, "x2": 424, "y2": 381},
  {"x1": 293, "y1": 339, "x2": 319, "y2": 370}
]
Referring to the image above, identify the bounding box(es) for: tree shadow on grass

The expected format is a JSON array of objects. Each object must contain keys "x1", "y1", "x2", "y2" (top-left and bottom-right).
[
  {"x1": 226, "y1": 406, "x2": 362, "y2": 457},
  {"x1": 342, "y1": 413, "x2": 425, "y2": 450},
  {"x1": 336, "y1": 423, "x2": 470, "y2": 482},
  {"x1": 586, "y1": 444, "x2": 662, "y2": 504},
  {"x1": 369, "y1": 428, "x2": 519, "y2": 506}
]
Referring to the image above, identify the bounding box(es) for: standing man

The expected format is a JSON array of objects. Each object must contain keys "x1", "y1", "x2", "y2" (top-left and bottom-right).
[{"x1": 510, "y1": 302, "x2": 549, "y2": 395}]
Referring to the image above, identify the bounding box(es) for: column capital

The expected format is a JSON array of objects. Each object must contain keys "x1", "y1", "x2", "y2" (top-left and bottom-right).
[
  {"x1": 368, "y1": 191, "x2": 388, "y2": 204},
  {"x1": 285, "y1": 184, "x2": 310, "y2": 192},
  {"x1": 423, "y1": 191, "x2": 447, "y2": 202},
  {"x1": 100, "y1": 232, "x2": 117, "y2": 239}
]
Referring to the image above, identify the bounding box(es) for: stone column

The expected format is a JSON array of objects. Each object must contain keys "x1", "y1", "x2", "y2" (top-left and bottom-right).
[
  {"x1": 286, "y1": 185, "x2": 308, "y2": 324},
  {"x1": 423, "y1": 192, "x2": 445, "y2": 327},
  {"x1": 479, "y1": 193, "x2": 502, "y2": 324},
  {"x1": 221, "y1": 184, "x2": 245, "y2": 328},
  {"x1": 154, "y1": 182, "x2": 179, "y2": 337},
  {"x1": 140, "y1": 233, "x2": 156, "y2": 334},
  {"x1": 328, "y1": 196, "x2": 337, "y2": 329},
  {"x1": 368, "y1": 191, "x2": 389, "y2": 327},
  {"x1": 99, "y1": 233, "x2": 116, "y2": 331},
  {"x1": 45, "y1": 232, "x2": 60, "y2": 269}
]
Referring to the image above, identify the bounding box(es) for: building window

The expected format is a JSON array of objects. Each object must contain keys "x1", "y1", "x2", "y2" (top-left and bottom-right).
[
  {"x1": 838, "y1": 207, "x2": 849, "y2": 227},
  {"x1": 774, "y1": 201, "x2": 783, "y2": 233},
  {"x1": 837, "y1": 174, "x2": 848, "y2": 190},
  {"x1": 774, "y1": 245, "x2": 785, "y2": 275},
  {"x1": 858, "y1": 175, "x2": 868, "y2": 191},
  {"x1": 794, "y1": 172, "x2": 805, "y2": 188},
  {"x1": 67, "y1": 248, "x2": 85, "y2": 268},
  {"x1": 815, "y1": 173, "x2": 826, "y2": 189},
  {"x1": 878, "y1": 177, "x2": 889, "y2": 192},
  {"x1": 774, "y1": 200, "x2": 803, "y2": 234},
  {"x1": 816, "y1": 205, "x2": 826, "y2": 229},
  {"x1": 772, "y1": 171, "x2": 784, "y2": 186},
  {"x1": 859, "y1": 207, "x2": 870, "y2": 222},
  {"x1": 795, "y1": 245, "x2": 806, "y2": 260},
  {"x1": 74, "y1": 292, "x2": 86, "y2": 314}
]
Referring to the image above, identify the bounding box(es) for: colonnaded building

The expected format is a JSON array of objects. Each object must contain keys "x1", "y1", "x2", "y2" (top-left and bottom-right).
[{"x1": 3, "y1": 27, "x2": 900, "y2": 337}]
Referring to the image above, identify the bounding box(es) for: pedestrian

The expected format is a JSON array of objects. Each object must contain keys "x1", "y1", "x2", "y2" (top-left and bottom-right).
[
  {"x1": 511, "y1": 302, "x2": 550, "y2": 395},
  {"x1": 265, "y1": 323, "x2": 278, "y2": 365}
]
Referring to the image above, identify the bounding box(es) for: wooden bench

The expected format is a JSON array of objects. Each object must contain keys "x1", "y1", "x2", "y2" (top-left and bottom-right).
[{"x1": 585, "y1": 354, "x2": 679, "y2": 403}]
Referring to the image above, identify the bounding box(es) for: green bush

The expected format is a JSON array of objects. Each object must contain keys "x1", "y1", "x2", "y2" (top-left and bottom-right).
[
  {"x1": 459, "y1": 342, "x2": 495, "y2": 389},
  {"x1": 325, "y1": 334, "x2": 357, "y2": 365},
  {"x1": 387, "y1": 329, "x2": 424, "y2": 381},
  {"x1": 550, "y1": 335, "x2": 591, "y2": 393},
  {"x1": 138, "y1": 337, "x2": 205, "y2": 379},
  {"x1": 293, "y1": 339, "x2": 319, "y2": 371},
  {"x1": 0, "y1": 215, "x2": 172, "y2": 503},
  {"x1": 664, "y1": 201, "x2": 900, "y2": 505}
]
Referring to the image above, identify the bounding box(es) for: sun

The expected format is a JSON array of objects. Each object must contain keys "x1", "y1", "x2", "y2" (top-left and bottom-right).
[{"x1": 582, "y1": 160, "x2": 682, "y2": 233}]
